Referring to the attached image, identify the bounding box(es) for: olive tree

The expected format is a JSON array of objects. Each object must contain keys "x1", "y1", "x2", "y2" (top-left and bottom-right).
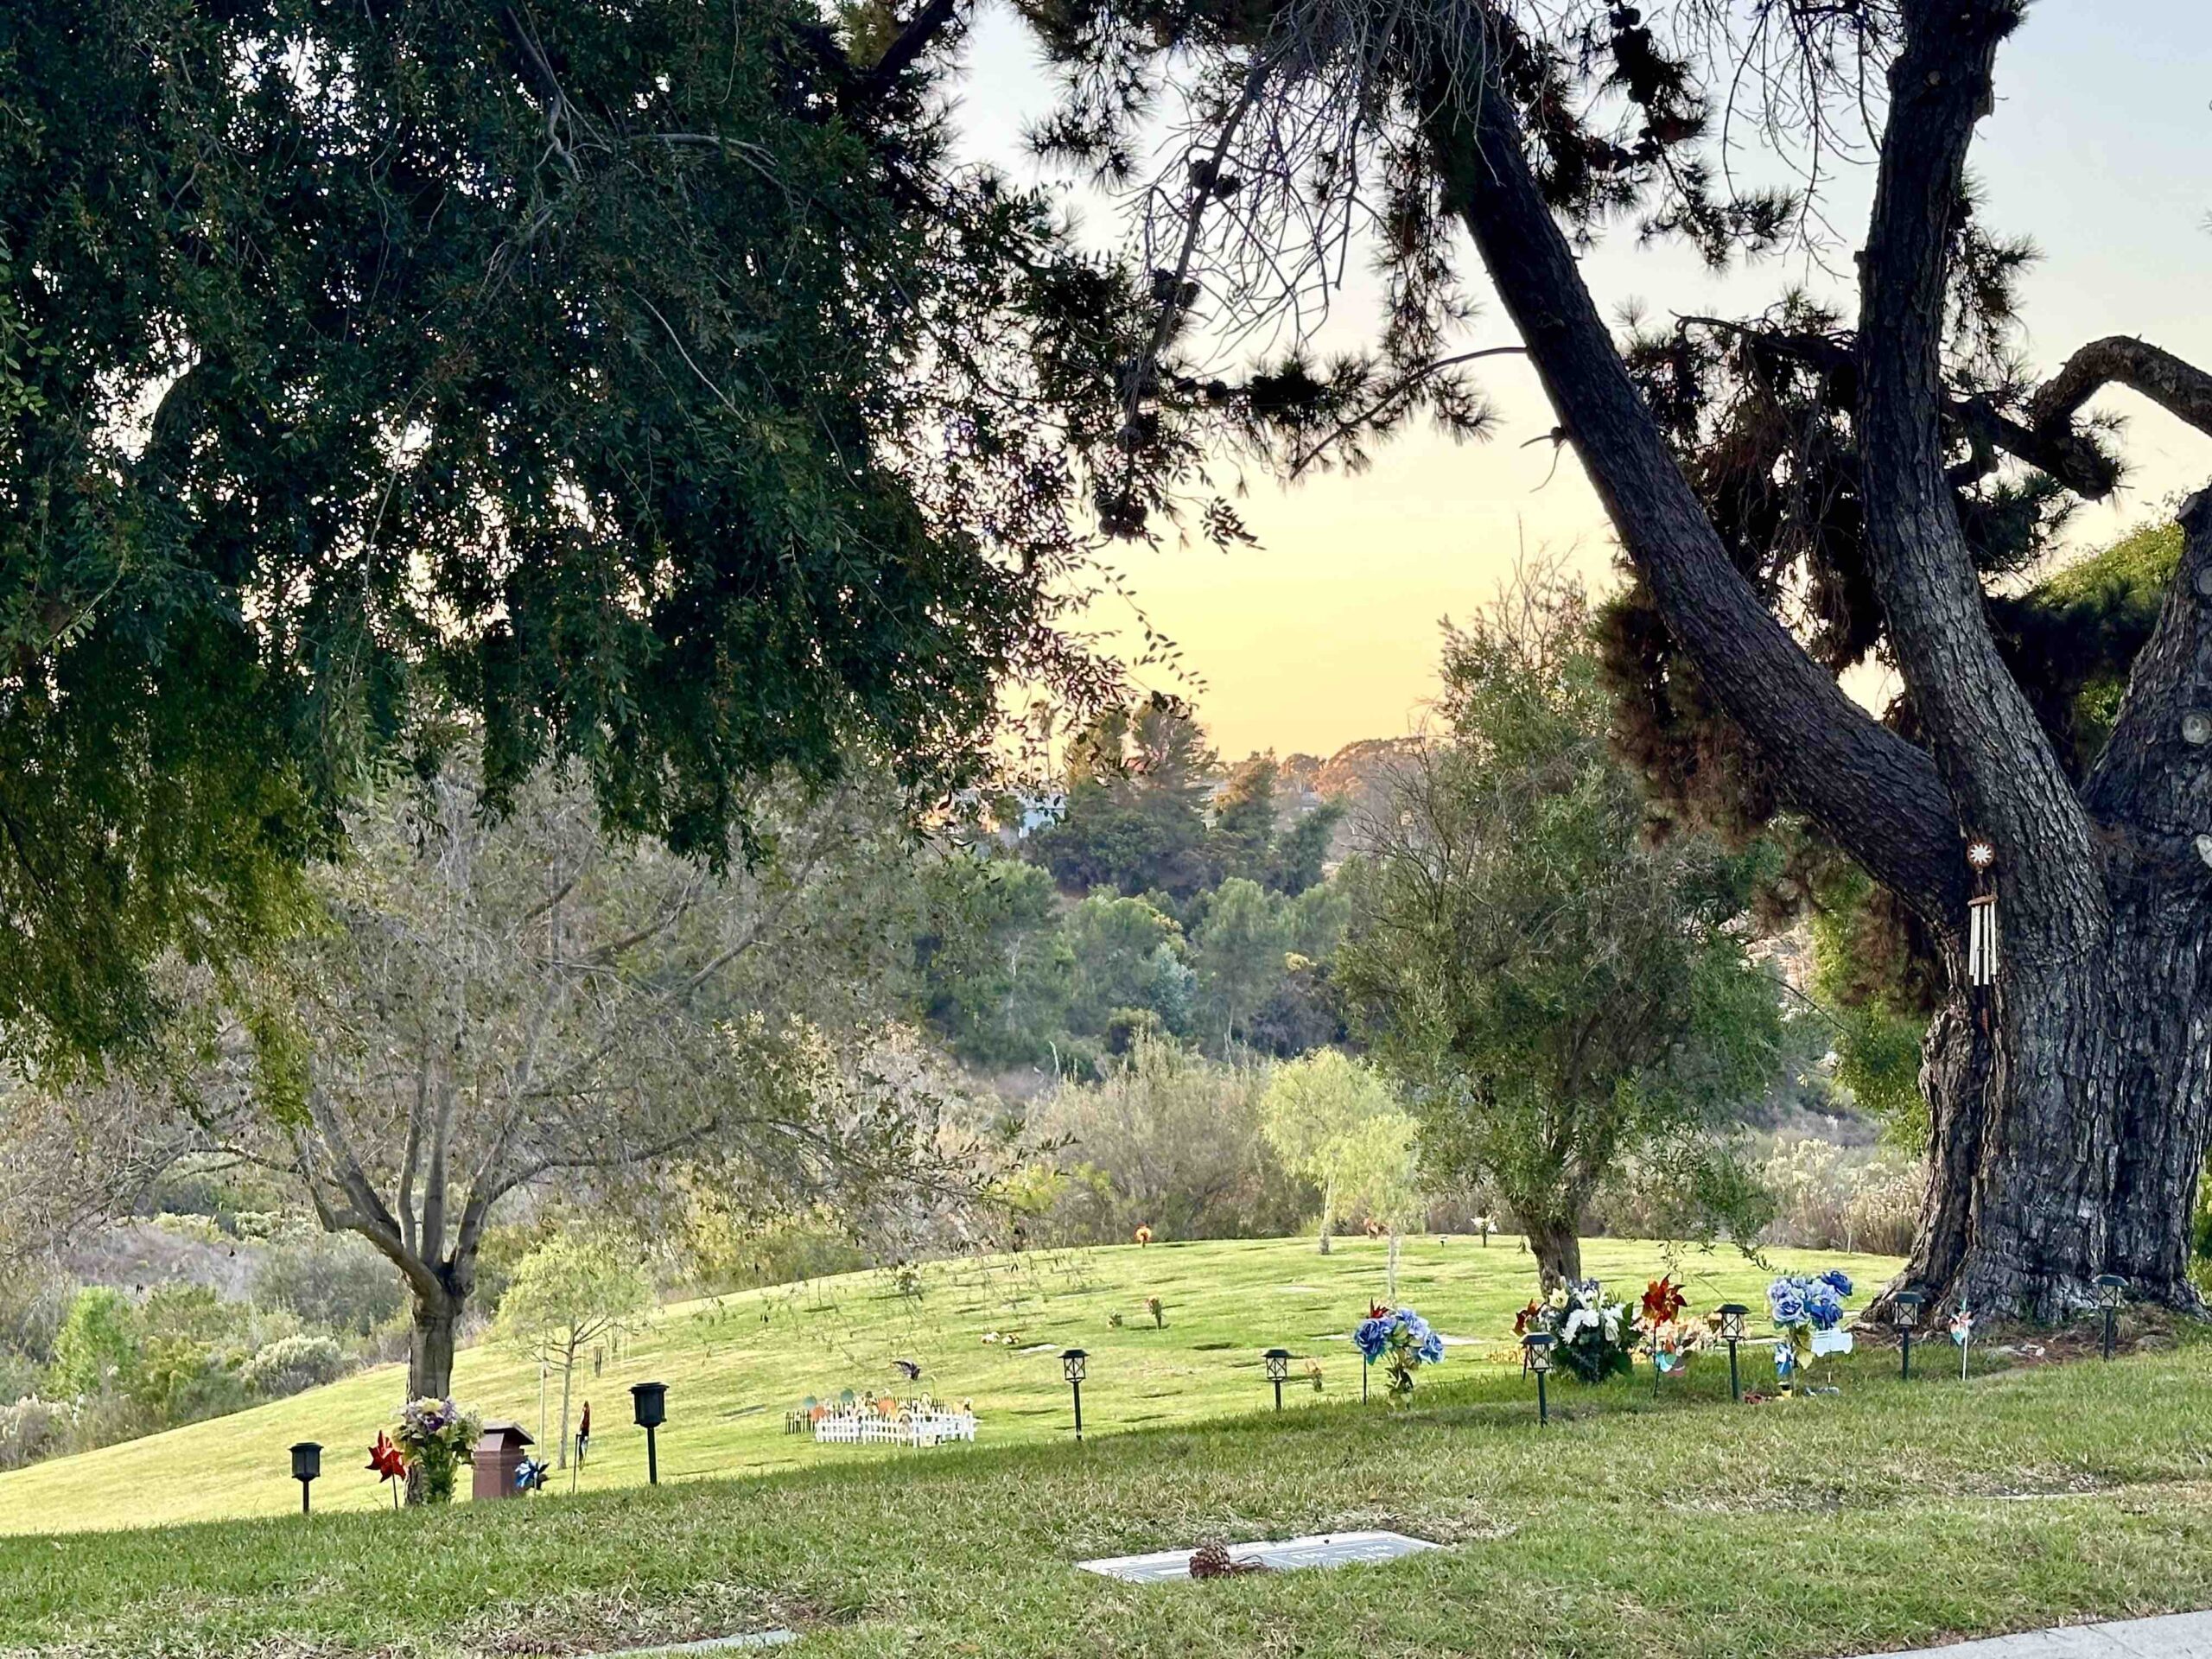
[
  {"x1": 1338, "y1": 577, "x2": 1780, "y2": 1287},
  {"x1": 156, "y1": 759, "x2": 982, "y2": 1405}
]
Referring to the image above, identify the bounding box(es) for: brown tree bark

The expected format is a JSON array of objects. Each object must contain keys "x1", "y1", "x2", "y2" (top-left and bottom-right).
[
  {"x1": 407, "y1": 1280, "x2": 468, "y2": 1402},
  {"x1": 1420, "y1": 2, "x2": 2212, "y2": 1319},
  {"x1": 1521, "y1": 1212, "x2": 1582, "y2": 1290}
]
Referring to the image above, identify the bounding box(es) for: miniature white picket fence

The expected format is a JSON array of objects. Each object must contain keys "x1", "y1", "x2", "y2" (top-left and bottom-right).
[{"x1": 813, "y1": 1409, "x2": 976, "y2": 1448}]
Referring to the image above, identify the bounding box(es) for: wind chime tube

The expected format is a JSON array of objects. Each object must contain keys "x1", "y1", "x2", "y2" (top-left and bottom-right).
[{"x1": 1967, "y1": 895, "x2": 1999, "y2": 986}]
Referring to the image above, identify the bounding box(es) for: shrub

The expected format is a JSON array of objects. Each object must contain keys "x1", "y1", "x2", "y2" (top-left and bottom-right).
[
  {"x1": 0, "y1": 1396, "x2": 73, "y2": 1471},
  {"x1": 48, "y1": 1287, "x2": 140, "y2": 1401},
  {"x1": 239, "y1": 1334, "x2": 348, "y2": 1398},
  {"x1": 255, "y1": 1232, "x2": 405, "y2": 1336},
  {"x1": 1755, "y1": 1134, "x2": 1919, "y2": 1255}
]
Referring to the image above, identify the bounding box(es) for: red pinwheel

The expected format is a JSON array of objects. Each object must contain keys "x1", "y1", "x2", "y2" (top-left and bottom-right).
[
  {"x1": 367, "y1": 1432, "x2": 409, "y2": 1484},
  {"x1": 1641, "y1": 1275, "x2": 1688, "y2": 1326},
  {"x1": 1367, "y1": 1302, "x2": 1390, "y2": 1321}
]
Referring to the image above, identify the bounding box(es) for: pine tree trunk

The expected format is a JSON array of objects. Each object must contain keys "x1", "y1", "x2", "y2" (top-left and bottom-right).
[
  {"x1": 1421, "y1": 30, "x2": 2212, "y2": 1323},
  {"x1": 1898, "y1": 868, "x2": 2212, "y2": 1320},
  {"x1": 1896, "y1": 493, "x2": 2212, "y2": 1321}
]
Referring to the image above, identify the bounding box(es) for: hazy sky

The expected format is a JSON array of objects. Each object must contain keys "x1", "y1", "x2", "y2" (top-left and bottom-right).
[{"x1": 950, "y1": 4, "x2": 2212, "y2": 760}]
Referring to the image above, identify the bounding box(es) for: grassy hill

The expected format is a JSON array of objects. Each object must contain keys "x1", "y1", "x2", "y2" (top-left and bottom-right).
[
  {"x1": 3, "y1": 1239, "x2": 2210, "y2": 1659},
  {"x1": 0, "y1": 1232, "x2": 1892, "y2": 1535}
]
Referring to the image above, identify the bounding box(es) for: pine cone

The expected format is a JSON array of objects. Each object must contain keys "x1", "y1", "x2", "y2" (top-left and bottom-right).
[{"x1": 1188, "y1": 1540, "x2": 1266, "y2": 1579}]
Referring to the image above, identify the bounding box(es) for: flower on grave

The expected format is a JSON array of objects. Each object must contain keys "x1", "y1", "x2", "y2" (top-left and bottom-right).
[
  {"x1": 1353, "y1": 1306, "x2": 1446, "y2": 1400},
  {"x1": 1516, "y1": 1281, "x2": 1634, "y2": 1384},
  {"x1": 1305, "y1": 1359, "x2": 1325, "y2": 1394},
  {"x1": 1767, "y1": 1271, "x2": 1856, "y2": 1371},
  {"x1": 1145, "y1": 1295, "x2": 1165, "y2": 1329},
  {"x1": 1134, "y1": 1224, "x2": 1153, "y2": 1247},
  {"x1": 392, "y1": 1396, "x2": 481, "y2": 1505}
]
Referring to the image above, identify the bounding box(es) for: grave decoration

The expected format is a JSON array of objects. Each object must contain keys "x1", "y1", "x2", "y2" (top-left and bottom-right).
[
  {"x1": 393, "y1": 1396, "x2": 481, "y2": 1504},
  {"x1": 810, "y1": 1393, "x2": 979, "y2": 1447},
  {"x1": 1079, "y1": 1531, "x2": 1440, "y2": 1584},
  {"x1": 2095, "y1": 1274, "x2": 2126, "y2": 1360},
  {"x1": 1190, "y1": 1540, "x2": 1268, "y2": 1579},
  {"x1": 366, "y1": 1432, "x2": 409, "y2": 1510},
  {"x1": 1768, "y1": 1271, "x2": 1854, "y2": 1390},
  {"x1": 1950, "y1": 1302, "x2": 1974, "y2": 1379},
  {"x1": 1637, "y1": 1276, "x2": 1705, "y2": 1382},
  {"x1": 1144, "y1": 1295, "x2": 1165, "y2": 1329},
  {"x1": 289, "y1": 1441, "x2": 321, "y2": 1516},
  {"x1": 514, "y1": 1455, "x2": 550, "y2": 1494},
  {"x1": 1514, "y1": 1281, "x2": 1632, "y2": 1383},
  {"x1": 1353, "y1": 1304, "x2": 1445, "y2": 1401},
  {"x1": 1134, "y1": 1224, "x2": 1154, "y2": 1247}
]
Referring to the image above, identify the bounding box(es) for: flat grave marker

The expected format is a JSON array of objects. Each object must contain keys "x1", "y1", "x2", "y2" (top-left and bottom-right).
[{"x1": 1077, "y1": 1529, "x2": 1440, "y2": 1584}]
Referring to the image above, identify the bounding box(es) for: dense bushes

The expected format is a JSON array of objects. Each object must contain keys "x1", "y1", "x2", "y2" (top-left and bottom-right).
[
  {"x1": 237, "y1": 1333, "x2": 347, "y2": 1398},
  {"x1": 0, "y1": 1224, "x2": 400, "y2": 1472},
  {"x1": 254, "y1": 1231, "x2": 408, "y2": 1337},
  {"x1": 1018, "y1": 1039, "x2": 1315, "y2": 1244}
]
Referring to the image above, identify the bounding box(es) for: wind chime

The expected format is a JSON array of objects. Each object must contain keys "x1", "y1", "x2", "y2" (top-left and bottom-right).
[{"x1": 1965, "y1": 839, "x2": 1999, "y2": 1021}]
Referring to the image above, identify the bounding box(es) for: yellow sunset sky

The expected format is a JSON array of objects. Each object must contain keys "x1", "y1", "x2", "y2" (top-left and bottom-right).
[{"x1": 955, "y1": 4, "x2": 2212, "y2": 760}]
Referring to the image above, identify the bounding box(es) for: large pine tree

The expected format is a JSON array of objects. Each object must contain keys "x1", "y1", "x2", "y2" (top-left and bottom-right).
[{"x1": 885, "y1": 0, "x2": 2212, "y2": 1316}]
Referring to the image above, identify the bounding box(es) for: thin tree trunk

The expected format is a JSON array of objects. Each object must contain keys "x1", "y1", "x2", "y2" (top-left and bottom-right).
[
  {"x1": 403, "y1": 1287, "x2": 464, "y2": 1507},
  {"x1": 1522, "y1": 1212, "x2": 1582, "y2": 1290},
  {"x1": 556, "y1": 1338, "x2": 576, "y2": 1471},
  {"x1": 1386, "y1": 1226, "x2": 1400, "y2": 1300},
  {"x1": 1318, "y1": 1176, "x2": 1334, "y2": 1255}
]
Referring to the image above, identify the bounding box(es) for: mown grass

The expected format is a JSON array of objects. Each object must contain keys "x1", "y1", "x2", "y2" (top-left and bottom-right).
[
  {"x1": 0, "y1": 1233, "x2": 1889, "y2": 1534},
  {"x1": 3, "y1": 1311, "x2": 2208, "y2": 1659}
]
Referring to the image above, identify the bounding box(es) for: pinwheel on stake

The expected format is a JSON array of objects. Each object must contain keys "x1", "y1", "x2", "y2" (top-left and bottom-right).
[{"x1": 367, "y1": 1433, "x2": 410, "y2": 1510}]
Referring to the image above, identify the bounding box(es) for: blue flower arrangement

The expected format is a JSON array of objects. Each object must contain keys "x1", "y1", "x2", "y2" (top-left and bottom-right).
[
  {"x1": 1768, "y1": 1271, "x2": 1858, "y2": 1379},
  {"x1": 1354, "y1": 1305, "x2": 1446, "y2": 1401}
]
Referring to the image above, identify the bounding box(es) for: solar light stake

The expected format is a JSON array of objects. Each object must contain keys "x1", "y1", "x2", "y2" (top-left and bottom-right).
[
  {"x1": 1894, "y1": 1289, "x2": 1923, "y2": 1381},
  {"x1": 289, "y1": 1441, "x2": 321, "y2": 1515},
  {"x1": 1263, "y1": 1348, "x2": 1290, "y2": 1412},
  {"x1": 2095, "y1": 1274, "x2": 2127, "y2": 1360},
  {"x1": 1061, "y1": 1349, "x2": 1087, "y2": 1440},
  {"x1": 1521, "y1": 1332, "x2": 1554, "y2": 1426},
  {"x1": 1716, "y1": 1304, "x2": 1748, "y2": 1402},
  {"x1": 630, "y1": 1381, "x2": 667, "y2": 1485}
]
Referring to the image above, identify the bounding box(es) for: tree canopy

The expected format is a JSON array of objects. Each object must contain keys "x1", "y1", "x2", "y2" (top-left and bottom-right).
[
  {"x1": 1338, "y1": 576, "x2": 1781, "y2": 1285},
  {"x1": 0, "y1": 0, "x2": 1130, "y2": 1059}
]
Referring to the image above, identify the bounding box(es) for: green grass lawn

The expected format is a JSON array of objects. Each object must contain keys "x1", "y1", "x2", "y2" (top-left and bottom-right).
[
  {"x1": 9, "y1": 1236, "x2": 2212, "y2": 1659},
  {"x1": 0, "y1": 1232, "x2": 1887, "y2": 1535}
]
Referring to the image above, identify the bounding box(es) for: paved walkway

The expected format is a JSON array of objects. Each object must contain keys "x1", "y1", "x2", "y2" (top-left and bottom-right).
[{"x1": 1860, "y1": 1611, "x2": 2212, "y2": 1656}]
